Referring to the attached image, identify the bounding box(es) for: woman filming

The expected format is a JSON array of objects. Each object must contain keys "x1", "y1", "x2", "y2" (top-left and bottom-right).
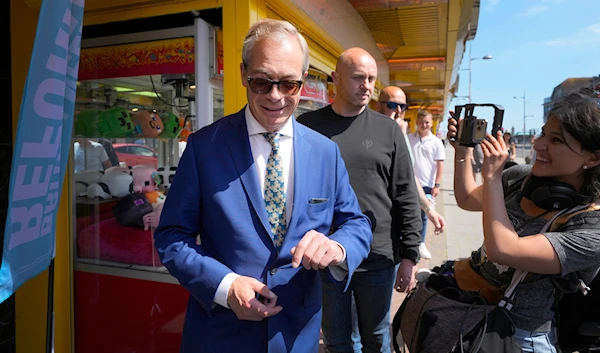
[{"x1": 447, "y1": 91, "x2": 600, "y2": 352}]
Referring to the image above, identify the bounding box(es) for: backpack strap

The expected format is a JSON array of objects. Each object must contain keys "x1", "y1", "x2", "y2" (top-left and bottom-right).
[
  {"x1": 498, "y1": 209, "x2": 576, "y2": 310},
  {"x1": 547, "y1": 203, "x2": 600, "y2": 296},
  {"x1": 548, "y1": 203, "x2": 600, "y2": 232},
  {"x1": 498, "y1": 269, "x2": 528, "y2": 310}
]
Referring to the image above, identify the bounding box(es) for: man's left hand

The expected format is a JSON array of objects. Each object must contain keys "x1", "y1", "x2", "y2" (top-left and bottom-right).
[
  {"x1": 431, "y1": 186, "x2": 441, "y2": 198},
  {"x1": 394, "y1": 259, "x2": 416, "y2": 293},
  {"x1": 290, "y1": 230, "x2": 344, "y2": 270},
  {"x1": 426, "y1": 209, "x2": 446, "y2": 235}
]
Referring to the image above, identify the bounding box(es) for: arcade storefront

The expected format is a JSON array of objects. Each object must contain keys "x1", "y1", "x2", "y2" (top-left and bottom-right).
[{"x1": 10, "y1": 1, "x2": 338, "y2": 352}]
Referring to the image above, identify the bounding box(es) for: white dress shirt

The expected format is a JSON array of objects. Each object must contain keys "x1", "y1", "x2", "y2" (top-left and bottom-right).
[{"x1": 213, "y1": 107, "x2": 346, "y2": 309}]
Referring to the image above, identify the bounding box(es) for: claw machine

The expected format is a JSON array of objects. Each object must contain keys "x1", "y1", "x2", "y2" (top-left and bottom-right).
[{"x1": 71, "y1": 16, "x2": 223, "y2": 353}]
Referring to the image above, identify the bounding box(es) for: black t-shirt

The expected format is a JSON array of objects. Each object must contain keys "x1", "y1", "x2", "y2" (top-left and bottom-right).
[{"x1": 298, "y1": 106, "x2": 422, "y2": 270}]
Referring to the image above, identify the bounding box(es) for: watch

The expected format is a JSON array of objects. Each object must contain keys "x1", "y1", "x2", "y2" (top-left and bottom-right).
[{"x1": 434, "y1": 183, "x2": 441, "y2": 188}]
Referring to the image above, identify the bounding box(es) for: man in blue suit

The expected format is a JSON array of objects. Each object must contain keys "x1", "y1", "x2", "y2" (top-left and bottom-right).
[{"x1": 154, "y1": 19, "x2": 372, "y2": 353}]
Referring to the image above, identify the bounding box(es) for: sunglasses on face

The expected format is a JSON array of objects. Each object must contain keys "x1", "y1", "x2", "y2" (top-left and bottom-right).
[
  {"x1": 381, "y1": 101, "x2": 409, "y2": 112},
  {"x1": 247, "y1": 77, "x2": 303, "y2": 95}
]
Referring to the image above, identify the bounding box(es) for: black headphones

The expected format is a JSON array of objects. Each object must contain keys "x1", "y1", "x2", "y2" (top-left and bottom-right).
[{"x1": 521, "y1": 174, "x2": 592, "y2": 210}]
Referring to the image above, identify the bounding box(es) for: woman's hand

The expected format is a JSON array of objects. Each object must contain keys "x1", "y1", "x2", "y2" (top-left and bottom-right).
[
  {"x1": 480, "y1": 130, "x2": 508, "y2": 181},
  {"x1": 446, "y1": 111, "x2": 469, "y2": 154}
]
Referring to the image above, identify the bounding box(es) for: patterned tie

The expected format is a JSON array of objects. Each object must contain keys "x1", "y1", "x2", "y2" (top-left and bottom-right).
[{"x1": 262, "y1": 133, "x2": 287, "y2": 250}]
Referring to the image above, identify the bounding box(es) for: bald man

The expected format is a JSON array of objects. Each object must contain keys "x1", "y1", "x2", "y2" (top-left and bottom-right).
[
  {"x1": 298, "y1": 48, "x2": 422, "y2": 353},
  {"x1": 376, "y1": 86, "x2": 446, "y2": 243}
]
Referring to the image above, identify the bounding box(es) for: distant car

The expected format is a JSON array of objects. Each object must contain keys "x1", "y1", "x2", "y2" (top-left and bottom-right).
[{"x1": 112, "y1": 143, "x2": 158, "y2": 169}]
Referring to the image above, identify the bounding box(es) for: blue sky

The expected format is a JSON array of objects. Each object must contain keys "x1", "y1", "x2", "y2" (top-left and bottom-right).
[{"x1": 445, "y1": 0, "x2": 600, "y2": 135}]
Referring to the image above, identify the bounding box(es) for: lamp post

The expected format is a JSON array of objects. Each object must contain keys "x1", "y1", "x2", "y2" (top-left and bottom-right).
[
  {"x1": 514, "y1": 90, "x2": 535, "y2": 158},
  {"x1": 467, "y1": 43, "x2": 493, "y2": 103}
]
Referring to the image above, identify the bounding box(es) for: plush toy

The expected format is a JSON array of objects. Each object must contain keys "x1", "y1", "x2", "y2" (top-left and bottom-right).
[
  {"x1": 177, "y1": 117, "x2": 193, "y2": 142},
  {"x1": 132, "y1": 110, "x2": 164, "y2": 138},
  {"x1": 156, "y1": 165, "x2": 177, "y2": 192},
  {"x1": 86, "y1": 183, "x2": 111, "y2": 200},
  {"x1": 160, "y1": 113, "x2": 182, "y2": 138},
  {"x1": 97, "y1": 108, "x2": 136, "y2": 137},
  {"x1": 86, "y1": 169, "x2": 134, "y2": 200},
  {"x1": 74, "y1": 170, "x2": 104, "y2": 197},
  {"x1": 102, "y1": 171, "x2": 134, "y2": 198},
  {"x1": 130, "y1": 166, "x2": 166, "y2": 230},
  {"x1": 145, "y1": 190, "x2": 166, "y2": 210},
  {"x1": 130, "y1": 166, "x2": 161, "y2": 193},
  {"x1": 112, "y1": 193, "x2": 153, "y2": 229},
  {"x1": 74, "y1": 108, "x2": 137, "y2": 138},
  {"x1": 74, "y1": 110, "x2": 102, "y2": 137}
]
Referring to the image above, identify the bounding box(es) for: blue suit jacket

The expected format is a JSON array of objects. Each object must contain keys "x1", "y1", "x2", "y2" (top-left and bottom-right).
[{"x1": 154, "y1": 108, "x2": 372, "y2": 353}]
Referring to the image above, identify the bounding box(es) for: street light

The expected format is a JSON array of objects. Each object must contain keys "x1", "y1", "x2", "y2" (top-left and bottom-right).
[
  {"x1": 467, "y1": 43, "x2": 493, "y2": 103},
  {"x1": 514, "y1": 90, "x2": 535, "y2": 158}
]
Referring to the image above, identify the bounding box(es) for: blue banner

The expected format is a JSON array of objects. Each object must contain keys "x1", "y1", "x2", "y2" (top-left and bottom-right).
[{"x1": 0, "y1": 0, "x2": 85, "y2": 303}]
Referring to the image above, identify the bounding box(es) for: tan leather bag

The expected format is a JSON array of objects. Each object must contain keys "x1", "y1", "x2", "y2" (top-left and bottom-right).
[{"x1": 454, "y1": 258, "x2": 505, "y2": 304}]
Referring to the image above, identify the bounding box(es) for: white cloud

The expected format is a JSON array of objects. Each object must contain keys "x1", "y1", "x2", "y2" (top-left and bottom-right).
[
  {"x1": 546, "y1": 22, "x2": 600, "y2": 46},
  {"x1": 484, "y1": 0, "x2": 499, "y2": 11},
  {"x1": 588, "y1": 23, "x2": 600, "y2": 33},
  {"x1": 516, "y1": 5, "x2": 549, "y2": 17}
]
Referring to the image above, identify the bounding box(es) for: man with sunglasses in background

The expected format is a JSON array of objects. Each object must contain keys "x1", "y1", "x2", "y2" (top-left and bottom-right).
[
  {"x1": 377, "y1": 86, "x2": 445, "y2": 245},
  {"x1": 155, "y1": 19, "x2": 372, "y2": 353},
  {"x1": 298, "y1": 48, "x2": 422, "y2": 353}
]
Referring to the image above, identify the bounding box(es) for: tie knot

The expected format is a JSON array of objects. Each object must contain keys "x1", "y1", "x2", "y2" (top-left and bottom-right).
[{"x1": 262, "y1": 133, "x2": 282, "y2": 148}]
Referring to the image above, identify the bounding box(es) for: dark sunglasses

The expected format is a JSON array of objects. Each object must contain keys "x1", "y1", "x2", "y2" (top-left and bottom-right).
[
  {"x1": 247, "y1": 77, "x2": 303, "y2": 95},
  {"x1": 381, "y1": 101, "x2": 409, "y2": 112}
]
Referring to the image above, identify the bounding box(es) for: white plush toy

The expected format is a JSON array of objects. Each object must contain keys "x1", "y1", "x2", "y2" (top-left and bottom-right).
[
  {"x1": 74, "y1": 170, "x2": 104, "y2": 197},
  {"x1": 86, "y1": 169, "x2": 134, "y2": 200}
]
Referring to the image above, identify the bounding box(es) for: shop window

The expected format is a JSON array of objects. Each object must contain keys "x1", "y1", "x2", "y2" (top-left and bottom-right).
[
  {"x1": 72, "y1": 73, "x2": 193, "y2": 272},
  {"x1": 295, "y1": 68, "x2": 330, "y2": 117},
  {"x1": 71, "y1": 34, "x2": 200, "y2": 353}
]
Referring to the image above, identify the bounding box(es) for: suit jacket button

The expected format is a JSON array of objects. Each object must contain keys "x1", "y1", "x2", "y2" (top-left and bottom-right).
[{"x1": 269, "y1": 268, "x2": 277, "y2": 275}]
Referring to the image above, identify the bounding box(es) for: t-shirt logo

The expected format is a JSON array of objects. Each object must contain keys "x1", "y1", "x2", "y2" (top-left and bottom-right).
[{"x1": 362, "y1": 139, "x2": 373, "y2": 149}]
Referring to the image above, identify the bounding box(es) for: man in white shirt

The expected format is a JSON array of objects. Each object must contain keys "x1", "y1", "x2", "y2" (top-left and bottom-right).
[
  {"x1": 73, "y1": 138, "x2": 111, "y2": 172},
  {"x1": 408, "y1": 110, "x2": 446, "y2": 259}
]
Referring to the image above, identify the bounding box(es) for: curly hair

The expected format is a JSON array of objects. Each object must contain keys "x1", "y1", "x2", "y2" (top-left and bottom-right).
[{"x1": 549, "y1": 91, "x2": 600, "y2": 199}]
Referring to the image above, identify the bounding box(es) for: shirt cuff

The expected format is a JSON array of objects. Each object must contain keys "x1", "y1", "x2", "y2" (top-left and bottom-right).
[
  {"x1": 213, "y1": 272, "x2": 240, "y2": 309},
  {"x1": 328, "y1": 241, "x2": 348, "y2": 281}
]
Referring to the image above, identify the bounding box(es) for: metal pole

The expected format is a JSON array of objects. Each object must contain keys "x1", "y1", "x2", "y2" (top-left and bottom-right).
[
  {"x1": 523, "y1": 90, "x2": 526, "y2": 158},
  {"x1": 468, "y1": 44, "x2": 472, "y2": 103},
  {"x1": 46, "y1": 259, "x2": 55, "y2": 353}
]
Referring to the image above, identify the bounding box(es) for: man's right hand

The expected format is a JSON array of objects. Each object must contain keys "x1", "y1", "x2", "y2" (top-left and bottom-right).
[
  {"x1": 390, "y1": 111, "x2": 409, "y2": 135},
  {"x1": 227, "y1": 276, "x2": 283, "y2": 321}
]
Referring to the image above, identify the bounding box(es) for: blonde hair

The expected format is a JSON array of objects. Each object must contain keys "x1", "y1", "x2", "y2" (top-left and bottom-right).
[
  {"x1": 417, "y1": 109, "x2": 432, "y2": 120},
  {"x1": 242, "y1": 19, "x2": 309, "y2": 73}
]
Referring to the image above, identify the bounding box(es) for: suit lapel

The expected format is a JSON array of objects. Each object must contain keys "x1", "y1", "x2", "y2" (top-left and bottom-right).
[
  {"x1": 223, "y1": 110, "x2": 272, "y2": 238},
  {"x1": 287, "y1": 120, "x2": 311, "y2": 235}
]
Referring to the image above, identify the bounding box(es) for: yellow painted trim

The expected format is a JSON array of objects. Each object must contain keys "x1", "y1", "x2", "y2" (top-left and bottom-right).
[
  {"x1": 443, "y1": 0, "x2": 461, "y2": 113},
  {"x1": 12, "y1": 1, "x2": 48, "y2": 352},
  {"x1": 266, "y1": 0, "x2": 341, "y2": 74},
  {"x1": 12, "y1": 1, "x2": 73, "y2": 352},
  {"x1": 222, "y1": 0, "x2": 267, "y2": 115},
  {"x1": 54, "y1": 175, "x2": 74, "y2": 353},
  {"x1": 28, "y1": 0, "x2": 224, "y2": 26}
]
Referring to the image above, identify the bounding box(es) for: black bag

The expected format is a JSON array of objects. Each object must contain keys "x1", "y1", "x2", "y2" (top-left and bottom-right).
[
  {"x1": 547, "y1": 204, "x2": 600, "y2": 352},
  {"x1": 112, "y1": 192, "x2": 153, "y2": 228},
  {"x1": 392, "y1": 275, "x2": 522, "y2": 353},
  {"x1": 555, "y1": 273, "x2": 600, "y2": 352}
]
